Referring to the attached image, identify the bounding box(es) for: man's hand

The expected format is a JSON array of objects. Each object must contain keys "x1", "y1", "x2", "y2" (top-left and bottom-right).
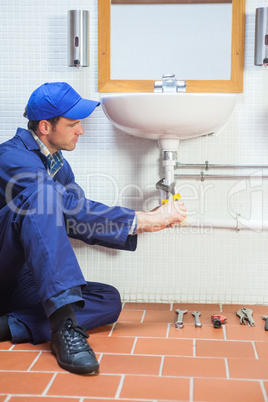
[{"x1": 135, "y1": 201, "x2": 187, "y2": 233}]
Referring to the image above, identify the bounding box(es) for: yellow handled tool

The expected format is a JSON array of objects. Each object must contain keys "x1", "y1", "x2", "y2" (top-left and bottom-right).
[{"x1": 161, "y1": 193, "x2": 181, "y2": 205}]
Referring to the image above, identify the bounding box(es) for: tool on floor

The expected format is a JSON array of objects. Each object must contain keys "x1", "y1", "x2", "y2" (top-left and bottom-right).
[
  {"x1": 192, "y1": 311, "x2": 202, "y2": 327},
  {"x1": 211, "y1": 314, "x2": 227, "y2": 328},
  {"x1": 175, "y1": 309, "x2": 188, "y2": 329},
  {"x1": 262, "y1": 315, "x2": 268, "y2": 331},
  {"x1": 236, "y1": 307, "x2": 255, "y2": 326}
]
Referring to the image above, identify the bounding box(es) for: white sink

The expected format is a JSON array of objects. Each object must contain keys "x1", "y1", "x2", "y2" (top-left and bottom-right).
[{"x1": 100, "y1": 93, "x2": 236, "y2": 150}]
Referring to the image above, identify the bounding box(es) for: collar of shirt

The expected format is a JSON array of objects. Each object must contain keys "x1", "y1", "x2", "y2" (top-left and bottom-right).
[{"x1": 30, "y1": 130, "x2": 64, "y2": 178}]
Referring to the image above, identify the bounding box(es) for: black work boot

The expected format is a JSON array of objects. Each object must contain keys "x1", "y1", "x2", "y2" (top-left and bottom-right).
[{"x1": 51, "y1": 318, "x2": 99, "y2": 374}]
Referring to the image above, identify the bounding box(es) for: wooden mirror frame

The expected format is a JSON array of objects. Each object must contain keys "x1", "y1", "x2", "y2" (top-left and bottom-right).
[{"x1": 98, "y1": 0, "x2": 245, "y2": 93}]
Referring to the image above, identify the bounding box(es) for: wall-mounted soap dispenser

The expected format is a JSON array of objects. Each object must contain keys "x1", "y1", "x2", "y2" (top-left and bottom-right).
[
  {"x1": 68, "y1": 10, "x2": 89, "y2": 67},
  {"x1": 255, "y1": 7, "x2": 268, "y2": 66}
]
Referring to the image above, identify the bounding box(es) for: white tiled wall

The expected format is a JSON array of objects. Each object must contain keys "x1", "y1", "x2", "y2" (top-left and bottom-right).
[{"x1": 1, "y1": 0, "x2": 268, "y2": 304}]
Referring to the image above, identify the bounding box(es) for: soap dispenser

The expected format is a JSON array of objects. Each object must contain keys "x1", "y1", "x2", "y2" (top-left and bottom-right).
[
  {"x1": 255, "y1": 7, "x2": 268, "y2": 66},
  {"x1": 68, "y1": 10, "x2": 89, "y2": 67}
]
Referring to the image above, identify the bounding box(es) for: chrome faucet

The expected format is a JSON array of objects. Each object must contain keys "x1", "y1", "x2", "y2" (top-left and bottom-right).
[{"x1": 154, "y1": 74, "x2": 186, "y2": 93}]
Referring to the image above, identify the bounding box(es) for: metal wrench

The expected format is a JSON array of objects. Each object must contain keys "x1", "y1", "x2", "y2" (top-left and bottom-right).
[
  {"x1": 175, "y1": 309, "x2": 188, "y2": 329},
  {"x1": 192, "y1": 311, "x2": 202, "y2": 327},
  {"x1": 156, "y1": 178, "x2": 176, "y2": 200}
]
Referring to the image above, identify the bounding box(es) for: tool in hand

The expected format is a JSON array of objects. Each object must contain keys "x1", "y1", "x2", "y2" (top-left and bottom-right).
[
  {"x1": 211, "y1": 314, "x2": 227, "y2": 328},
  {"x1": 236, "y1": 307, "x2": 255, "y2": 326},
  {"x1": 156, "y1": 178, "x2": 176, "y2": 201},
  {"x1": 192, "y1": 311, "x2": 202, "y2": 327},
  {"x1": 175, "y1": 309, "x2": 188, "y2": 329},
  {"x1": 262, "y1": 315, "x2": 268, "y2": 331}
]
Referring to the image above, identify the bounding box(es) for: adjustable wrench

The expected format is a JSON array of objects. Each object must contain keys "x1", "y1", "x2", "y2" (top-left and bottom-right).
[
  {"x1": 175, "y1": 309, "x2": 188, "y2": 329},
  {"x1": 192, "y1": 311, "x2": 202, "y2": 327}
]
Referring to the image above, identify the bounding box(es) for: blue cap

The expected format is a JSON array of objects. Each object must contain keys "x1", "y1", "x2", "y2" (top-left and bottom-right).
[{"x1": 25, "y1": 82, "x2": 100, "y2": 120}]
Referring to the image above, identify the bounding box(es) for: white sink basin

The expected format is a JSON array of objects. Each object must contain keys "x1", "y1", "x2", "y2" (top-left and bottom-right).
[{"x1": 100, "y1": 93, "x2": 236, "y2": 150}]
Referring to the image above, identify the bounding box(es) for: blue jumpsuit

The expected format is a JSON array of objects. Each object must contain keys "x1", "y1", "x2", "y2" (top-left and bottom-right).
[{"x1": 0, "y1": 129, "x2": 137, "y2": 344}]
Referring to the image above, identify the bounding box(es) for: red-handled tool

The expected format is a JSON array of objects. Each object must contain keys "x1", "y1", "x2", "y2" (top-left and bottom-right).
[{"x1": 211, "y1": 314, "x2": 227, "y2": 328}]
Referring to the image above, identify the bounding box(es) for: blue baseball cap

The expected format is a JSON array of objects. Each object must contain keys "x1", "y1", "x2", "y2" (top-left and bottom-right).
[{"x1": 25, "y1": 82, "x2": 100, "y2": 120}]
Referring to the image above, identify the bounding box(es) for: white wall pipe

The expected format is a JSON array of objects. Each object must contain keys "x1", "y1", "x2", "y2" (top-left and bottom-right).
[{"x1": 185, "y1": 217, "x2": 268, "y2": 231}]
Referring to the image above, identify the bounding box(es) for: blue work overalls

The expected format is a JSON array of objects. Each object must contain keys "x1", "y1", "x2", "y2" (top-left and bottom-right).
[{"x1": 0, "y1": 129, "x2": 137, "y2": 344}]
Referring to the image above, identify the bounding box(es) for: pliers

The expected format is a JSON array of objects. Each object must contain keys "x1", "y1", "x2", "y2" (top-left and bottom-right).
[{"x1": 236, "y1": 307, "x2": 255, "y2": 326}]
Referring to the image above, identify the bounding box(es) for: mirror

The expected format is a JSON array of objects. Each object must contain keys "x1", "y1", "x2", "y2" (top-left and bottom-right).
[{"x1": 98, "y1": 0, "x2": 245, "y2": 93}]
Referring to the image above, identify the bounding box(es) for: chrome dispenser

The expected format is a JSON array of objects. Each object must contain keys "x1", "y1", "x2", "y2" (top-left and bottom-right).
[
  {"x1": 255, "y1": 7, "x2": 268, "y2": 66},
  {"x1": 68, "y1": 10, "x2": 89, "y2": 67}
]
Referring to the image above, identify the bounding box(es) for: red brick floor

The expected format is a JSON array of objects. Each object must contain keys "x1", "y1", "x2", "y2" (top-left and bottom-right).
[{"x1": 1, "y1": 302, "x2": 268, "y2": 401}]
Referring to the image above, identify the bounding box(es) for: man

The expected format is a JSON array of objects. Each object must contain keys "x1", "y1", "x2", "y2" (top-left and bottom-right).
[{"x1": 0, "y1": 82, "x2": 186, "y2": 374}]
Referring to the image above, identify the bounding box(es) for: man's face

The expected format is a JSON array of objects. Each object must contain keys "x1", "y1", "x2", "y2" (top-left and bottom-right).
[{"x1": 45, "y1": 117, "x2": 84, "y2": 154}]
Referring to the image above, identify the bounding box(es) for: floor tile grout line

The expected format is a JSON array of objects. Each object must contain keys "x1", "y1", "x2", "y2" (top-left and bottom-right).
[
  {"x1": 141, "y1": 310, "x2": 146, "y2": 323},
  {"x1": 260, "y1": 380, "x2": 268, "y2": 402},
  {"x1": 114, "y1": 374, "x2": 125, "y2": 399},
  {"x1": 42, "y1": 372, "x2": 57, "y2": 396},
  {"x1": 166, "y1": 323, "x2": 171, "y2": 338},
  {"x1": 130, "y1": 337, "x2": 138, "y2": 355},
  {"x1": 189, "y1": 377, "x2": 194, "y2": 402},
  {"x1": 222, "y1": 325, "x2": 227, "y2": 340},
  {"x1": 252, "y1": 341, "x2": 259, "y2": 359},
  {"x1": 108, "y1": 322, "x2": 117, "y2": 337},
  {"x1": 224, "y1": 357, "x2": 230, "y2": 379},
  {"x1": 158, "y1": 355, "x2": 165, "y2": 376},
  {"x1": 27, "y1": 350, "x2": 42, "y2": 371}
]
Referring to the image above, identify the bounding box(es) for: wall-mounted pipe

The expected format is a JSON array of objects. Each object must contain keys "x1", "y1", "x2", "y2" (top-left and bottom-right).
[
  {"x1": 176, "y1": 162, "x2": 268, "y2": 170},
  {"x1": 185, "y1": 217, "x2": 268, "y2": 232},
  {"x1": 174, "y1": 173, "x2": 268, "y2": 181}
]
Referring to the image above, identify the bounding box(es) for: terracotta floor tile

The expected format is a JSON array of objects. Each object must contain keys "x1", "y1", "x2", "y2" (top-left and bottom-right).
[
  {"x1": 0, "y1": 372, "x2": 53, "y2": 394},
  {"x1": 47, "y1": 373, "x2": 121, "y2": 398},
  {"x1": 84, "y1": 400, "x2": 142, "y2": 402},
  {"x1": 169, "y1": 324, "x2": 225, "y2": 339},
  {"x1": 117, "y1": 309, "x2": 144, "y2": 323},
  {"x1": 143, "y1": 310, "x2": 176, "y2": 324},
  {"x1": 255, "y1": 341, "x2": 268, "y2": 359},
  {"x1": 89, "y1": 335, "x2": 135, "y2": 354},
  {"x1": 162, "y1": 356, "x2": 226, "y2": 378},
  {"x1": 9, "y1": 398, "x2": 79, "y2": 402},
  {"x1": 0, "y1": 350, "x2": 40, "y2": 370},
  {"x1": 100, "y1": 354, "x2": 161, "y2": 375},
  {"x1": 226, "y1": 325, "x2": 268, "y2": 341},
  {"x1": 0, "y1": 340, "x2": 13, "y2": 350},
  {"x1": 228, "y1": 357, "x2": 268, "y2": 379},
  {"x1": 173, "y1": 303, "x2": 220, "y2": 311},
  {"x1": 196, "y1": 339, "x2": 256, "y2": 358},
  {"x1": 88, "y1": 324, "x2": 113, "y2": 337},
  {"x1": 30, "y1": 351, "x2": 66, "y2": 372},
  {"x1": 120, "y1": 375, "x2": 189, "y2": 400},
  {"x1": 111, "y1": 322, "x2": 168, "y2": 337},
  {"x1": 194, "y1": 378, "x2": 264, "y2": 402},
  {"x1": 134, "y1": 337, "x2": 193, "y2": 356},
  {"x1": 123, "y1": 302, "x2": 171, "y2": 310},
  {"x1": 13, "y1": 342, "x2": 50, "y2": 351}
]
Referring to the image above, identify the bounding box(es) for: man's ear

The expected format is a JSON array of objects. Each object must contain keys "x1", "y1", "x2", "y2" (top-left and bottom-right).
[{"x1": 38, "y1": 120, "x2": 51, "y2": 135}]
